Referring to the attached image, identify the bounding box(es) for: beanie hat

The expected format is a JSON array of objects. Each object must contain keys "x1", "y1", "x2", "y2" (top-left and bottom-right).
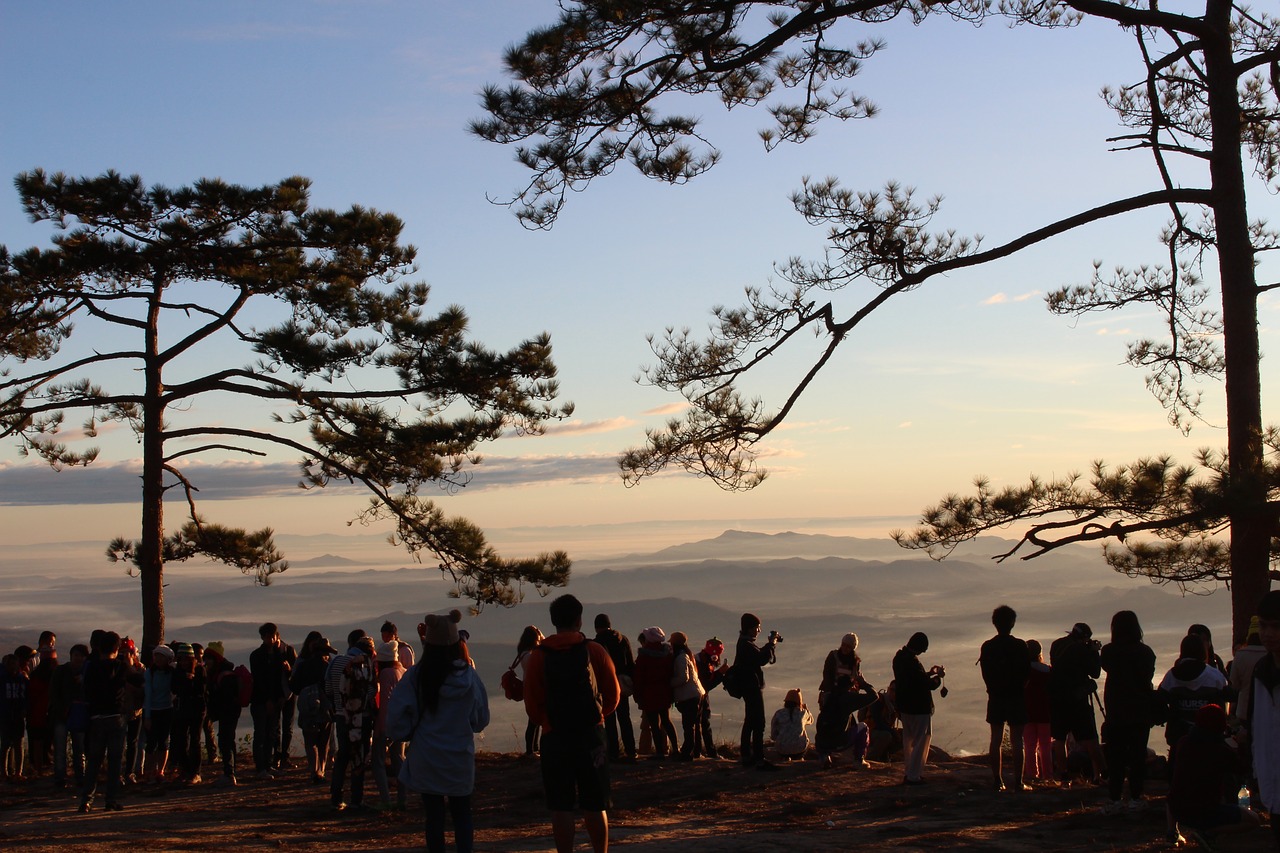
[
  {"x1": 152, "y1": 645, "x2": 176, "y2": 662},
  {"x1": 206, "y1": 641, "x2": 225, "y2": 657},
  {"x1": 841, "y1": 632, "x2": 859, "y2": 651},
  {"x1": 423, "y1": 610, "x2": 462, "y2": 647},
  {"x1": 1194, "y1": 703, "x2": 1227, "y2": 733},
  {"x1": 641, "y1": 626, "x2": 666, "y2": 645},
  {"x1": 173, "y1": 643, "x2": 194, "y2": 658},
  {"x1": 703, "y1": 638, "x2": 724, "y2": 656},
  {"x1": 377, "y1": 641, "x2": 398, "y2": 663},
  {"x1": 669, "y1": 631, "x2": 687, "y2": 647}
]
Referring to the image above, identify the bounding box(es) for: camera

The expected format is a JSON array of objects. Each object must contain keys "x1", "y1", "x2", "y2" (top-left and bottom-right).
[{"x1": 768, "y1": 630, "x2": 784, "y2": 644}]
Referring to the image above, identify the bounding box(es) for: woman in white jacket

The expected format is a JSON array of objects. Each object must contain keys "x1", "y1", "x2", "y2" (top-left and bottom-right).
[
  {"x1": 388, "y1": 610, "x2": 489, "y2": 853},
  {"x1": 669, "y1": 632, "x2": 705, "y2": 760}
]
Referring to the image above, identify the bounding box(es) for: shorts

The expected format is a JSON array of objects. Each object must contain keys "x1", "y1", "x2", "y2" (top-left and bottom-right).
[
  {"x1": 540, "y1": 725, "x2": 611, "y2": 812},
  {"x1": 1050, "y1": 700, "x2": 1097, "y2": 742},
  {"x1": 986, "y1": 693, "x2": 1027, "y2": 727}
]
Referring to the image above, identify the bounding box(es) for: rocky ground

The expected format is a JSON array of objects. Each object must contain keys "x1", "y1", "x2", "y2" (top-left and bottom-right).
[{"x1": 0, "y1": 748, "x2": 1269, "y2": 852}]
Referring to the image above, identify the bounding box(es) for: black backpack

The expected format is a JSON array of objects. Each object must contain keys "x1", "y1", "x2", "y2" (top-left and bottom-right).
[{"x1": 541, "y1": 641, "x2": 603, "y2": 732}]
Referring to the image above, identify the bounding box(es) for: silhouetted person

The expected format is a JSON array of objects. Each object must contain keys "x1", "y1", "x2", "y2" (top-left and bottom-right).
[
  {"x1": 893, "y1": 632, "x2": 944, "y2": 785},
  {"x1": 979, "y1": 605, "x2": 1031, "y2": 791},
  {"x1": 733, "y1": 613, "x2": 778, "y2": 770}
]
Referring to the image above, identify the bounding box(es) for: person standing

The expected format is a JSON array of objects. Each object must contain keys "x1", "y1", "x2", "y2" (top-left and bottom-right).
[
  {"x1": 692, "y1": 638, "x2": 728, "y2": 760},
  {"x1": 669, "y1": 632, "x2": 704, "y2": 761},
  {"x1": 592, "y1": 614, "x2": 636, "y2": 763},
  {"x1": 632, "y1": 627, "x2": 677, "y2": 760},
  {"x1": 275, "y1": 634, "x2": 298, "y2": 772},
  {"x1": 893, "y1": 632, "x2": 944, "y2": 786},
  {"x1": 1249, "y1": 590, "x2": 1280, "y2": 851},
  {"x1": 979, "y1": 605, "x2": 1031, "y2": 792},
  {"x1": 523, "y1": 594, "x2": 620, "y2": 853},
  {"x1": 77, "y1": 631, "x2": 129, "y2": 813},
  {"x1": 1049, "y1": 622, "x2": 1105, "y2": 785},
  {"x1": 49, "y1": 643, "x2": 88, "y2": 790},
  {"x1": 325, "y1": 630, "x2": 376, "y2": 813},
  {"x1": 734, "y1": 613, "x2": 779, "y2": 770},
  {"x1": 1098, "y1": 610, "x2": 1158, "y2": 814},
  {"x1": 372, "y1": 641, "x2": 407, "y2": 810},
  {"x1": 249, "y1": 622, "x2": 290, "y2": 780},
  {"x1": 1022, "y1": 640, "x2": 1053, "y2": 783},
  {"x1": 388, "y1": 610, "x2": 489, "y2": 853},
  {"x1": 169, "y1": 642, "x2": 206, "y2": 784},
  {"x1": 203, "y1": 641, "x2": 241, "y2": 787}
]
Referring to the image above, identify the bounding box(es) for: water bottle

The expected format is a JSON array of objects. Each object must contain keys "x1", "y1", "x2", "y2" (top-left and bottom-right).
[{"x1": 1238, "y1": 784, "x2": 1252, "y2": 811}]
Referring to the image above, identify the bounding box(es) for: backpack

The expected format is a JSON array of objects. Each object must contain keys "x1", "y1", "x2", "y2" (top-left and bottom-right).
[
  {"x1": 233, "y1": 664, "x2": 253, "y2": 708},
  {"x1": 339, "y1": 652, "x2": 375, "y2": 725},
  {"x1": 296, "y1": 682, "x2": 325, "y2": 728},
  {"x1": 721, "y1": 664, "x2": 746, "y2": 699},
  {"x1": 540, "y1": 642, "x2": 601, "y2": 731}
]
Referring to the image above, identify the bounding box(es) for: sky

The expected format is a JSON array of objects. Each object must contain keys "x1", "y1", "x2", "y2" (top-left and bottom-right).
[{"x1": 1, "y1": 2, "x2": 1278, "y2": 569}]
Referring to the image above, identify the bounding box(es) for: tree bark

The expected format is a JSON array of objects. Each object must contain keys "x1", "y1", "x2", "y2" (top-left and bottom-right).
[
  {"x1": 139, "y1": 283, "x2": 166, "y2": 649},
  {"x1": 1205, "y1": 0, "x2": 1270, "y2": 643}
]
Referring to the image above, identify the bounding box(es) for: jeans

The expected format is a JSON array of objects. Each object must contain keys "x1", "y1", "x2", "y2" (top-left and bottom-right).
[
  {"x1": 424, "y1": 793, "x2": 473, "y2": 853},
  {"x1": 674, "y1": 697, "x2": 701, "y2": 757},
  {"x1": 80, "y1": 714, "x2": 125, "y2": 806},
  {"x1": 695, "y1": 695, "x2": 718, "y2": 758},
  {"x1": 250, "y1": 702, "x2": 280, "y2": 772},
  {"x1": 372, "y1": 736, "x2": 406, "y2": 806},
  {"x1": 53, "y1": 721, "x2": 86, "y2": 787},
  {"x1": 604, "y1": 694, "x2": 636, "y2": 759},
  {"x1": 172, "y1": 712, "x2": 204, "y2": 779}
]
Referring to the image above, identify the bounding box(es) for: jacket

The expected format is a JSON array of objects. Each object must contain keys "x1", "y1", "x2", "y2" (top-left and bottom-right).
[
  {"x1": 387, "y1": 660, "x2": 489, "y2": 797},
  {"x1": 670, "y1": 645, "x2": 704, "y2": 703},
  {"x1": 522, "y1": 631, "x2": 620, "y2": 734}
]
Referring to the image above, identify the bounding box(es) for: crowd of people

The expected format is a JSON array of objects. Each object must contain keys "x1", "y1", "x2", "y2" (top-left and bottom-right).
[{"x1": 3, "y1": 590, "x2": 1280, "y2": 852}]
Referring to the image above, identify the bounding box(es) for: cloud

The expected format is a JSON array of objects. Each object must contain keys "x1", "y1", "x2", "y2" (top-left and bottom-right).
[
  {"x1": 0, "y1": 452, "x2": 622, "y2": 507},
  {"x1": 542, "y1": 417, "x2": 636, "y2": 437},
  {"x1": 643, "y1": 402, "x2": 689, "y2": 416},
  {"x1": 898, "y1": 421, "x2": 912, "y2": 429},
  {"x1": 983, "y1": 291, "x2": 1039, "y2": 305}
]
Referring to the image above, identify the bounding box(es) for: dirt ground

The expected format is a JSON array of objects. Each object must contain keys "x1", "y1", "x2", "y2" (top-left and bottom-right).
[{"x1": 0, "y1": 748, "x2": 1270, "y2": 852}]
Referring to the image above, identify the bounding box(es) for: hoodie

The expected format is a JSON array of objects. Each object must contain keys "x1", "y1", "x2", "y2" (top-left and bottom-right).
[
  {"x1": 1158, "y1": 658, "x2": 1230, "y2": 745},
  {"x1": 522, "y1": 631, "x2": 620, "y2": 734}
]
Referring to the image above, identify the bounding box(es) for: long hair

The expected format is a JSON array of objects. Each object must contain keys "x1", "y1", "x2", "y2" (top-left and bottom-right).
[
  {"x1": 416, "y1": 641, "x2": 463, "y2": 715},
  {"x1": 517, "y1": 626, "x2": 542, "y2": 654},
  {"x1": 1110, "y1": 610, "x2": 1143, "y2": 644}
]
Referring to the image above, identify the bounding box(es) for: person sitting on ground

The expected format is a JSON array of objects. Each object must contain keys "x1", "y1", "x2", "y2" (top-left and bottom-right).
[
  {"x1": 1167, "y1": 703, "x2": 1260, "y2": 845},
  {"x1": 864, "y1": 681, "x2": 900, "y2": 763},
  {"x1": 388, "y1": 610, "x2": 489, "y2": 853},
  {"x1": 815, "y1": 675, "x2": 875, "y2": 769},
  {"x1": 770, "y1": 688, "x2": 814, "y2": 762}
]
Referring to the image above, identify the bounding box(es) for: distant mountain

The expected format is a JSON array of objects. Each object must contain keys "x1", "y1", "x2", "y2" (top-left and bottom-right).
[{"x1": 289, "y1": 553, "x2": 366, "y2": 567}]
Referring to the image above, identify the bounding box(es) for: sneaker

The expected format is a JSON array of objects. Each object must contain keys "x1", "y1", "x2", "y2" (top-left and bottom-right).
[
  {"x1": 213, "y1": 774, "x2": 237, "y2": 788},
  {"x1": 854, "y1": 759, "x2": 871, "y2": 770},
  {"x1": 1100, "y1": 800, "x2": 1125, "y2": 816},
  {"x1": 330, "y1": 802, "x2": 347, "y2": 814},
  {"x1": 104, "y1": 801, "x2": 124, "y2": 812},
  {"x1": 77, "y1": 798, "x2": 92, "y2": 814},
  {"x1": 257, "y1": 769, "x2": 275, "y2": 781},
  {"x1": 187, "y1": 774, "x2": 202, "y2": 785},
  {"x1": 822, "y1": 754, "x2": 834, "y2": 769},
  {"x1": 1126, "y1": 798, "x2": 1146, "y2": 814}
]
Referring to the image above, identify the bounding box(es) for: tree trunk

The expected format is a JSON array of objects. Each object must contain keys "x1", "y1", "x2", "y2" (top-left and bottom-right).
[
  {"x1": 139, "y1": 285, "x2": 167, "y2": 650},
  {"x1": 1205, "y1": 1, "x2": 1270, "y2": 644}
]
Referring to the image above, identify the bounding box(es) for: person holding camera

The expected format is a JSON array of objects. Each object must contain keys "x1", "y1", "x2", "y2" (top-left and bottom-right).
[
  {"x1": 734, "y1": 613, "x2": 779, "y2": 770},
  {"x1": 1048, "y1": 622, "x2": 1105, "y2": 785},
  {"x1": 892, "y1": 632, "x2": 945, "y2": 786}
]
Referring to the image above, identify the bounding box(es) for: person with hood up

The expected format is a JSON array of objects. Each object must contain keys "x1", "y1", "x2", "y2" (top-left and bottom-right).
[
  {"x1": 1158, "y1": 632, "x2": 1232, "y2": 772},
  {"x1": 632, "y1": 627, "x2": 678, "y2": 760},
  {"x1": 388, "y1": 610, "x2": 489, "y2": 853}
]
